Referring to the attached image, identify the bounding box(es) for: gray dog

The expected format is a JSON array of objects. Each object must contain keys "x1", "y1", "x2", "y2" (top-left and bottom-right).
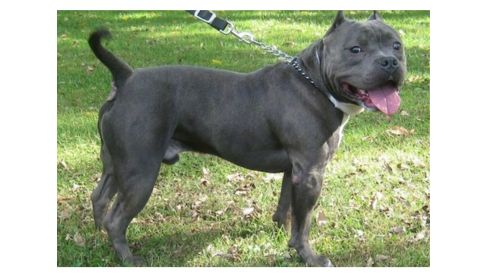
[{"x1": 88, "y1": 11, "x2": 406, "y2": 266}]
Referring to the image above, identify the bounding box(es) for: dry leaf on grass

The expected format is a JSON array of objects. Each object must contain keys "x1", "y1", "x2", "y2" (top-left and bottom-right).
[
  {"x1": 212, "y1": 252, "x2": 238, "y2": 261},
  {"x1": 58, "y1": 207, "x2": 73, "y2": 222},
  {"x1": 375, "y1": 255, "x2": 390, "y2": 262},
  {"x1": 411, "y1": 230, "x2": 429, "y2": 243},
  {"x1": 73, "y1": 233, "x2": 85, "y2": 247},
  {"x1": 355, "y1": 230, "x2": 365, "y2": 241},
  {"x1": 234, "y1": 189, "x2": 248, "y2": 196},
  {"x1": 366, "y1": 257, "x2": 375, "y2": 267},
  {"x1": 227, "y1": 172, "x2": 245, "y2": 183},
  {"x1": 154, "y1": 212, "x2": 166, "y2": 223},
  {"x1": 86, "y1": 65, "x2": 95, "y2": 73},
  {"x1": 210, "y1": 245, "x2": 240, "y2": 261},
  {"x1": 386, "y1": 126, "x2": 415, "y2": 136},
  {"x1": 242, "y1": 207, "x2": 255, "y2": 216},
  {"x1": 202, "y1": 167, "x2": 209, "y2": 176},
  {"x1": 200, "y1": 167, "x2": 210, "y2": 186},
  {"x1": 397, "y1": 162, "x2": 410, "y2": 170},
  {"x1": 191, "y1": 195, "x2": 208, "y2": 209},
  {"x1": 263, "y1": 173, "x2": 283, "y2": 182},
  {"x1": 57, "y1": 160, "x2": 69, "y2": 170},
  {"x1": 72, "y1": 183, "x2": 81, "y2": 191},
  {"x1": 317, "y1": 211, "x2": 328, "y2": 227},
  {"x1": 390, "y1": 226, "x2": 406, "y2": 235},
  {"x1": 91, "y1": 173, "x2": 102, "y2": 182},
  {"x1": 234, "y1": 183, "x2": 255, "y2": 196},
  {"x1": 200, "y1": 178, "x2": 209, "y2": 186},
  {"x1": 370, "y1": 192, "x2": 384, "y2": 210},
  {"x1": 215, "y1": 201, "x2": 235, "y2": 217},
  {"x1": 191, "y1": 209, "x2": 199, "y2": 219},
  {"x1": 408, "y1": 156, "x2": 426, "y2": 168}
]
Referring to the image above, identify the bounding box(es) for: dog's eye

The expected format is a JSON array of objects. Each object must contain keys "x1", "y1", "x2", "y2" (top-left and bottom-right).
[
  {"x1": 393, "y1": 42, "x2": 402, "y2": 50},
  {"x1": 350, "y1": 46, "x2": 362, "y2": 54}
]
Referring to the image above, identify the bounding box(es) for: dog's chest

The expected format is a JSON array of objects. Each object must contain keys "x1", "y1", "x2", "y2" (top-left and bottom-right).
[
  {"x1": 336, "y1": 114, "x2": 350, "y2": 147},
  {"x1": 325, "y1": 114, "x2": 349, "y2": 161}
]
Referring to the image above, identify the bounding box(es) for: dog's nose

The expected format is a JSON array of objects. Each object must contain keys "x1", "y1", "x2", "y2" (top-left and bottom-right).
[{"x1": 377, "y1": 56, "x2": 399, "y2": 73}]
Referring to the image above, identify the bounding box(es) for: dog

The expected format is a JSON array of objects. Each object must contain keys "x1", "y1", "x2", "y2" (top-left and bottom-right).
[{"x1": 88, "y1": 11, "x2": 406, "y2": 266}]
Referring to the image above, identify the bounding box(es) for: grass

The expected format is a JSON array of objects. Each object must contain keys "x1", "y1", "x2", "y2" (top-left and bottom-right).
[{"x1": 57, "y1": 10, "x2": 430, "y2": 267}]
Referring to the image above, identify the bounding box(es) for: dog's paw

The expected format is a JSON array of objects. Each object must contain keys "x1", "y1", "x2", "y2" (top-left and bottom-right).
[
  {"x1": 123, "y1": 256, "x2": 146, "y2": 267},
  {"x1": 307, "y1": 255, "x2": 334, "y2": 267}
]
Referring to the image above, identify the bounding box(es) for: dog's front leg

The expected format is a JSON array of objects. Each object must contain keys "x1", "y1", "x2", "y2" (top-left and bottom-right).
[
  {"x1": 288, "y1": 151, "x2": 334, "y2": 267},
  {"x1": 272, "y1": 171, "x2": 292, "y2": 229}
]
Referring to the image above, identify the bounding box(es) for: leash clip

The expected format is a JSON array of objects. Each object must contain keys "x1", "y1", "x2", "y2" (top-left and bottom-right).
[
  {"x1": 223, "y1": 21, "x2": 255, "y2": 43},
  {"x1": 232, "y1": 29, "x2": 255, "y2": 44}
]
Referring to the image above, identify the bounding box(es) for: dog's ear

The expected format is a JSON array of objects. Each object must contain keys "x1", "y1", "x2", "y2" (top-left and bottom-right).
[
  {"x1": 368, "y1": 10, "x2": 383, "y2": 21},
  {"x1": 299, "y1": 40, "x2": 324, "y2": 73},
  {"x1": 325, "y1": 11, "x2": 346, "y2": 36}
]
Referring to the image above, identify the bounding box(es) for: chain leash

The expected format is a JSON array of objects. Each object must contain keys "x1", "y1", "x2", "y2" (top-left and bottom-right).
[
  {"x1": 223, "y1": 21, "x2": 322, "y2": 90},
  {"x1": 224, "y1": 21, "x2": 295, "y2": 63},
  {"x1": 186, "y1": 10, "x2": 294, "y2": 62}
]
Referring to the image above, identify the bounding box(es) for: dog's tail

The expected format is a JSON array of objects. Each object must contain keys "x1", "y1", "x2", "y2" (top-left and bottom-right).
[{"x1": 88, "y1": 28, "x2": 132, "y2": 87}]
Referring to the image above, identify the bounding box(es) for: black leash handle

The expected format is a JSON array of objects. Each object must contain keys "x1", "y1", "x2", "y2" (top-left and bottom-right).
[{"x1": 186, "y1": 10, "x2": 230, "y2": 33}]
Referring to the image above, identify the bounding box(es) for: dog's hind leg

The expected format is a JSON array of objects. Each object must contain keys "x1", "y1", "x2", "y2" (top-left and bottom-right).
[
  {"x1": 103, "y1": 151, "x2": 165, "y2": 266},
  {"x1": 91, "y1": 145, "x2": 118, "y2": 229},
  {"x1": 102, "y1": 120, "x2": 173, "y2": 266}
]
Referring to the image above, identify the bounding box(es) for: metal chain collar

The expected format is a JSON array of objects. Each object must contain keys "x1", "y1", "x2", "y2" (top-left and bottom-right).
[{"x1": 289, "y1": 57, "x2": 318, "y2": 88}]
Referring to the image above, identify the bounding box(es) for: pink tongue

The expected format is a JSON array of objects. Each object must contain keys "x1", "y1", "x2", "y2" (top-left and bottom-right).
[{"x1": 368, "y1": 85, "x2": 401, "y2": 115}]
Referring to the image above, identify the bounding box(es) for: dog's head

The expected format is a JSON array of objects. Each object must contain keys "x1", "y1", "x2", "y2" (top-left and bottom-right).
[{"x1": 301, "y1": 11, "x2": 407, "y2": 115}]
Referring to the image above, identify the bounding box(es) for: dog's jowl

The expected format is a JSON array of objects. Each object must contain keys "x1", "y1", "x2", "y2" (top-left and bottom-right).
[{"x1": 89, "y1": 11, "x2": 406, "y2": 266}]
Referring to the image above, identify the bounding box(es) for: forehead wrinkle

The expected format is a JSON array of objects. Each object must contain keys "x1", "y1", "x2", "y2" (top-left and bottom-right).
[
  {"x1": 378, "y1": 27, "x2": 395, "y2": 43},
  {"x1": 365, "y1": 23, "x2": 398, "y2": 53},
  {"x1": 371, "y1": 22, "x2": 398, "y2": 43},
  {"x1": 349, "y1": 26, "x2": 375, "y2": 46}
]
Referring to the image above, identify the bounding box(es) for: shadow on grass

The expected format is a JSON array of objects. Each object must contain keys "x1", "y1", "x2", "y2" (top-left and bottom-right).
[
  {"x1": 328, "y1": 238, "x2": 430, "y2": 267},
  {"x1": 133, "y1": 227, "x2": 225, "y2": 266},
  {"x1": 123, "y1": 222, "x2": 296, "y2": 267},
  {"x1": 107, "y1": 221, "x2": 428, "y2": 266}
]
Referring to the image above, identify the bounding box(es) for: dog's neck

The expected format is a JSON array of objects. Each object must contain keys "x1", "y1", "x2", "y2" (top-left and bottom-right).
[
  {"x1": 324, "y1": 94, "x2": 365, "y2": 115},
  {"x1": 295, "y1": 44, "x2": 364, "y2": 116}
]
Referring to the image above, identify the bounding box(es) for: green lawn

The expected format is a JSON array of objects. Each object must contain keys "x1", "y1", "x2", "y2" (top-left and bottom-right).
[{"x1": 57, "y1": 10, "x2": 430, "y2": 267}]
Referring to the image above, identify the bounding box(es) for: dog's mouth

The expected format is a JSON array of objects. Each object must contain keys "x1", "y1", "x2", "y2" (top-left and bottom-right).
[{"x1": 341, "y1": 82, "x2": 401, "y2": 115}]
